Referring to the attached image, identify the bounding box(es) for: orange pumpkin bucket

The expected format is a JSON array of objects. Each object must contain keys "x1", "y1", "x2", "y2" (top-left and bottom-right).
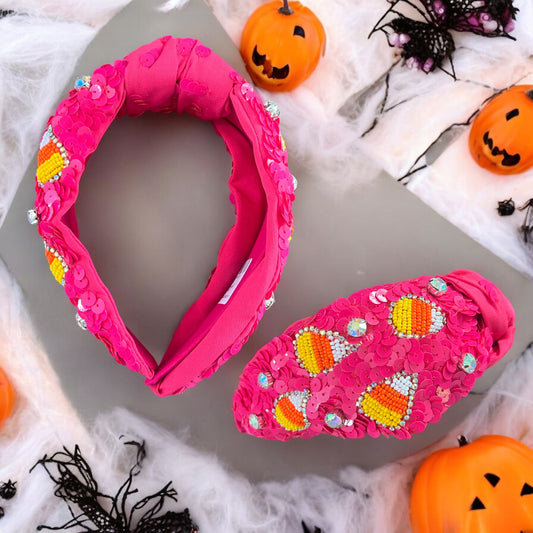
[
  {"x1": 240, "y1": 0, "x2": 326, "y2": 91},
  {"x1": 410, "y1": 435, "x2": 533, "y2": 533},
  {"x1": 469, "y1": 85, "x2": 533, "y2": 175},
  {"x1": 0, "y1": 366, "x2": 14, "y2": 431}
]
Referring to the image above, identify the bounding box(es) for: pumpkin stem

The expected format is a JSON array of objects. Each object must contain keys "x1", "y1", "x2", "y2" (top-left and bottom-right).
[
  {"x1": 278, "y1": 0, "x2": 293, "y2": 15},
  {"x1": 458, "y1": 435, "x2": 469, "y2": 447},
  {"x1": 527, "y1": 89, "x2": 533, "y2": 101}
]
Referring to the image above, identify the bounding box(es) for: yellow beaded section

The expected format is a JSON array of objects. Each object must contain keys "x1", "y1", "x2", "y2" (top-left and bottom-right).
[
  {"x1": 359, "y1": 394, "x2": 404, "y2": 428},
  {"x1": 44, "y1": 242, "x2": 68, "y2": 285},
  {"x1": 37, "y1": 151, "x2": 65, "y2": 185},
  {"x1": 48, "y1": 256, "x2": 65, "y2": 284}
]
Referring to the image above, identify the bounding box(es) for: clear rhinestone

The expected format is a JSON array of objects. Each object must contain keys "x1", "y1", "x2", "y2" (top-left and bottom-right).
[
  {"x1": 461, "y1": 353, "x2": 477, "y2": 374},
  {"x1": 347, "y1": 318, "x2": 367, "y2": 337},
  {"x1": 257, "y1": 372, "x2": 273, "y2": 389},
  {"x1": 248, "y1": 414, "x2": 264, "y2": 430},
  {"x1": 324, "y1": 410, "x2": 345, "y2": 429},
  {"x1": 27, "y1": 209, "x2": 38, "y2": 225},
  {"x1": 264, "y1": 101, "x2": 280, "y2": 117},
  {"x1": 428, "y1": 277, "x2": 447, "y2": 296},
  {"x1": 75, "y1": 313, "x2": 87, "y2": 331},
  {"x1": 264, "y1": 294, "x2": 276, "y2": 310}
]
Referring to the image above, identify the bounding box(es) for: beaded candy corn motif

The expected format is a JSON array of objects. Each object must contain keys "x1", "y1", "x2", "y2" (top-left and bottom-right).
[
  {"x1": 357, "y1": 371, "x2": 418, "y2": 431},
  {"x1": 273, "y1": 390, "x2": 311, "y2": 432},
  {"x1": 390, "y1": 295, "x2": 445, "y2": 338},
  {"x1": 294, "y1": 326, "x2": 359, "y2": 376},
  {"x1": 37, "y1": 126, "x2": 69, "y2": 186}
]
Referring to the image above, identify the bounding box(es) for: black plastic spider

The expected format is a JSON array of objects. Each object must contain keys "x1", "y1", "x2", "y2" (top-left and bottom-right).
[
  {"x1": 497, "y1": 198, "x2": 516, "y2": 216},
  {"x1": 0, "y1": 480, "x2": 17, "y2": 500}
]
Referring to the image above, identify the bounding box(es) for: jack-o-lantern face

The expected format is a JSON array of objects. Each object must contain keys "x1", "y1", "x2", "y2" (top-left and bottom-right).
[
  {"x1": 410, "y1": 435, "x2": 533, "y2": 533},
  {"x1": 240, "y1": 0, "x2": 326, "y2": 92},
  {"x1": 469, "y1": 85, "x2": 533, "y2": 175}
]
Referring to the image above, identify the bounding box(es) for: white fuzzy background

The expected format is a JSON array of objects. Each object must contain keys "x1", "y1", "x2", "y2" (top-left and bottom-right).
[{"x1": 0, "y1": 1, "x2": 533, "y2": 532}]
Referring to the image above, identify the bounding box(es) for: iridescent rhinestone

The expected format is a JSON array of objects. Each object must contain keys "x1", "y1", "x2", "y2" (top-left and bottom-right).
[
  {"x1": 292, "y1": 174, "x2": 298, "y2": 190},
  {"x1": 75, "y1": 312, "x2": 87, "y2": 331},
  {"x1": 248, "y1": 413, "x2": 265, "y2": 430},
  {"x1": 265, "y1": 101, "x2": 280, "y2": 117},
  {"x1": 461, "y1": 353, "x2": 477, "y2": 374},
  {"x1": 264, "y1": 294, "x2": 275, "y2": 310},
  {"x1": 428, "y1": 277, "x2": 447, "y2": 296},
  {"x1": 347, "y1": 318, "x2": 367, "y2": 337},
  {"x1": 324, "y1": 410, "x2": 345, "y2": 429},
  {"x1": 27, "y1": 209, "x2": 38, "y2": 225},
  {"x1": 74, "y1": 75, "x2": 91, "y2": 89},
  {"x1": 257, "y1": 371, "x2": 273, "y2": 389}
]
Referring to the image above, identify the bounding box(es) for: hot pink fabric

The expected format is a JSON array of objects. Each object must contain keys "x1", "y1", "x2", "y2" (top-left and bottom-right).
[
  {"x1": 233, "y1": 270, "x2": 515, "y2": 440},
  {"x1": 33, "y1": 36, "x2": 294, "y2": 396}
]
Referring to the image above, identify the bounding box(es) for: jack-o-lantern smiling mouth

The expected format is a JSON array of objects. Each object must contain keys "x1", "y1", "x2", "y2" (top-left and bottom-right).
[
  {"x1": 252, "y1": 46, "x2": 290, "y2": 80},
  {"x1": 483, "y1": 130, "x2": 521, "y2": 167}
]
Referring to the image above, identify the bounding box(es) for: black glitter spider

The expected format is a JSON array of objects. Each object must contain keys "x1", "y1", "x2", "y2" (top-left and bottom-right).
[
  {"x1": 497, "y1": 198, "x2": 516, "y2": 216},
  {"x1": 31, "y1": 440, "x2": 198, "y2": 533},
  {"x1": 371, "y1": 0, "x2": 518, "y2": 77}
]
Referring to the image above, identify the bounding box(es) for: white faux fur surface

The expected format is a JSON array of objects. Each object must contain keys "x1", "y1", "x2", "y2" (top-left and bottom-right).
[{"x1": 1, "y1": 1, "x2": 533, "y2": 532}]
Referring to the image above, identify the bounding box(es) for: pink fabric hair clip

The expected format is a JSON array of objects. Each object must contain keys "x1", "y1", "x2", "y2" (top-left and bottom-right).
[
  {"x1": 29, "y1": 36, "x2": 295, "y2": 396},
  {"x1": 233, "y1": 270, "x2": 515, "y2": 440}
]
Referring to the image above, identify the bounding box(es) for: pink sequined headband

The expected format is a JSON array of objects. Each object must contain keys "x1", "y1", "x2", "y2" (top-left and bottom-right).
[
  {"x1": 29, "y1": 36, "x2": 295, "y2": 396},
  {"x1": 233, "y1": 270, "x2": 515, "y2": 440}
]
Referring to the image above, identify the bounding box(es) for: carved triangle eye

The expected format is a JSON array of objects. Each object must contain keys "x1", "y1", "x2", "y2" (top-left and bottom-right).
[
  {"x1": 293, "y1": 25, "x2": 305, "y2": 38},
  {"x1": 484, "y1": 473, "x2": 500, "y2": 487},
  {"x1": 521, "y1": 482, "x2": 533, "y2": 496},
  {"x1": 470, "y1": 497, "x2": 486, "y2": 510}
]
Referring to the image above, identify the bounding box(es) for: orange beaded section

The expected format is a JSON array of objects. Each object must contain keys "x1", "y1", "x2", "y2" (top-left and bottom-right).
[
  {"x1": 37, "y1": 142, "x2": 65, "y2": 185},
  {"x1": 274, "y1": 396, "x2": 307, "y2": 431},
  {"x1": 392, "y1": 297, "x2": 431, "y2": 336}
]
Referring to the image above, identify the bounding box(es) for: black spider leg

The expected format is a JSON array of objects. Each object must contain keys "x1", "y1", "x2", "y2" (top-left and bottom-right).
[
  {"x1": 361, "y1": 69, "x2": 393, "y2": 137},
  {"x1": 302, "y1": 521, "x2": 323, "y2": 533},
  {"x1": 518, "y1": 199, "x2": 533, "y2": 243},
  {"x1": 31, "y1": 446, "x2": 123, "y2": 532},
  {"x1": 369, "y1": 0, "x2": 431, "y2": 37},
  {"x1": 397, "y1": 83, "x2": 519, "y2": 183},
  {"x1": 116, "y1": 440, "x2": 196, "y2": 532},
  {"x1": 131, "y1": 482, "x2": 179, "y2": 532},
  {"x1": 398, "y1": 111, "x2": 477, "y2": 183},
  {"x1": 111, "y1": 440, "x2": 146, "y2": 530}
]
